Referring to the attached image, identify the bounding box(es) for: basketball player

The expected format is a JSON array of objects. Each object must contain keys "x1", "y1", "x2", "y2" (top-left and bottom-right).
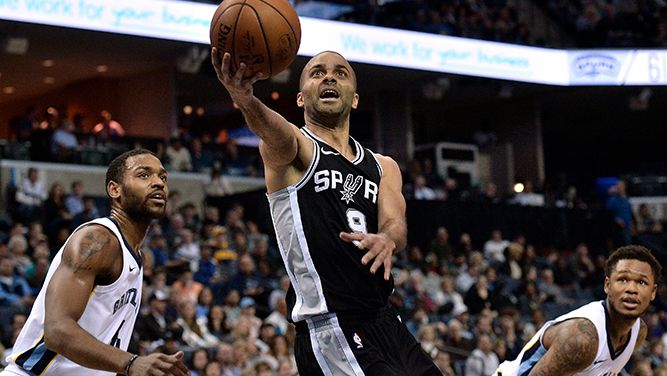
[
  {"x1": 2, "y1": 149, "x2": 189, "y2": 376},
  {"x1": 212, "y1": 48, "x2": 440, "y2": 375},
  {"x1": 496, "y1": 245, "x2": 660, "y2": 376}
]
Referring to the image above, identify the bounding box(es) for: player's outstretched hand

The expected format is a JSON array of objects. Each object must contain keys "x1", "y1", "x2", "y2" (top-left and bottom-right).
[
  {"x1": 128, "y1": 351, "x2": 190, "y2": 376},
  {"x1": 340, "y1": 232, "x2": 395, "y2": 280},
  {"x1": 211, "y1": 48, "x2": 264, "y2": 107}
]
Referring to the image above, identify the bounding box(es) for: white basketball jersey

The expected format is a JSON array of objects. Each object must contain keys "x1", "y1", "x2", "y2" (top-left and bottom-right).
[
  {"x1": 496, "y1": 300, "x2": 640, "y2": 376},
  {"x1": 4, "y1": 217, "x2": 143, "y2": 376}
]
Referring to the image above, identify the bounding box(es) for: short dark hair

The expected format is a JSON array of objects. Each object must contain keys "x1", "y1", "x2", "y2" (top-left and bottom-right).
[
  {"x1": 105, "y1": 148, "x2": 157, "y2": 188},
  {"x1": 605, "y1": 245, "x2": 662, "y2": 283}
]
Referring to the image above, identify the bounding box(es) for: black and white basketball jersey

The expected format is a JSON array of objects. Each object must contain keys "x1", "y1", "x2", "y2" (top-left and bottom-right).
[{"x1": 268, "y1": 127, "x2": 393, "y2": 322}]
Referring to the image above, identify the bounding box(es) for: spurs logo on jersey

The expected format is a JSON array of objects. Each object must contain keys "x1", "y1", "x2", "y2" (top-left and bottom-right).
[
  {"x1": 314, "y1": 170, "x2": 378, "y2": 204},
  {"x1": 268, "y1": 127, "x2": 390, "y2": 323}
]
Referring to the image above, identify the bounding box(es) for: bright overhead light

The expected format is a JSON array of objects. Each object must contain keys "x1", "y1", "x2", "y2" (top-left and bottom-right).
[
  {"x1": 43, "y1": 77, "x2": 55, "y2": 84},
  {"x1": 513, "y1": 183, "x2": 525, "y2": 193},
  {"x1": 96, "y1": 65, "x2": 108, "y2": 73},
  {"x1": 196, "y1": 107, "x2": 205, "y2": 116},
  {"x1": 2, "y1": 86, "x2": 15, "y2": 94},
  {"x1": 42, "y1": 59, "x2": 54, "y2": 67},
  {"x1": 271, "y1": 91, "x2": 280, "y2": 100},
  {"x1": 183, "y1": 105, "x2": 192, "y2": 115}
]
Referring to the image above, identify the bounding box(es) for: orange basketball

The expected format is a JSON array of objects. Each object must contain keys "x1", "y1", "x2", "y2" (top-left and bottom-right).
[{"x1": 210, "y1": 0, "x2": 301, "y2": 79}]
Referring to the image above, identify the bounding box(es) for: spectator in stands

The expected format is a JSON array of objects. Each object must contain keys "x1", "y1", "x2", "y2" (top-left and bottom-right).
[
  {"x1": 443, "y1": 318, "x2": 474, "y2": 363},
  {"x1": 413, "y1": 175, "x2": 437, "y2": 200},
  {"x1": 221, "y1": 140, "x2": 255, "y2": 176},
  {"x1": 214, "y1": 342, "x2": 240, "y2": 376},
  {"x1": 50, "y1": 120, "x2": 79, "y2": 163},
  {"x1": 25, "y1": 250, "x2": 49, "y2": 295},
  {"x1": 180, "y1": 202, "x2": 201, "y2": 233},
  {"x1": 196, "y1": 287, "x2": 214, "y2": 319},
  {"x1": 64, "y1": 181, "x2": 85, "y2": 216},
  {"x1": 513, "y1": 181, "x2": 545, "y2": 207},
  {"x1": 15, "y1": 167, "x2": 47, "y2": 223},
  {"x1": 606, "y1": 179, "x2": 634, "y2": 245},
  {"x1": 204, "y1": 167, "x2": 233, "y2": 197},
  {"x1": 194, "y1": 243, "x2": 219, "y2": 286},
  {"x1": 70, "y1": 197, "x2": 100, "y2": 229},
  {"x1": 135, "y1": 290, "x2": 172, "y2": 347},
  {"x1": 7, "y1": 235, "x2": 30, "y2": 276},
  {"x1": 206, "y1": 305, "x2": 228, "y2": 341},
  {"x1": 432, "y1": 348, "x2": 455, "y2": 376},
  {"x1": 44, "y1": 182, "x2": 72, "y2": 236},
  {"x1": 166, "y1": 138, "x2": 193, "y2": 172},
  {"x1": 568, "y1": 243, "x2": 596, "y2": 287},
  {"x1": 635, "y1": 203, "x2": 666, "y2": 255},
  {"x1": 174, "y1": 299, "x2": 219, "y2": 349},
  {"x1": 2, "y1": 312, "x2": 27, "y2": 349},
  {"x1": 174, "y1": 228, "x2": 201, "y2": 272},
  {"x1": 484, "y1": 229, "x2": 509, "y2": 265},
  {"x1": 227, "y1": 254, "x2": 266, "y2": 304},
  {"x1": 0, "y1": 256, "x2": 33, "y2": 309},
  {"x1": 428, "y1": 226, "x2": 453, "y2": 264},
  {"x1": 171, "y1": 269, "x2": 204, "y2": 306},
  {"x1": 465, "y1": 334, "x2": 499, "y2": 376},
  {"x1": 190, "y1": 138, "x2": 215, "y2": 173},
  {"x1": 188, "y1": 348, "x2": 209, "y2": 376},
  {"x1": 93, "y1": 110, "x2": 125, "y2": 140}
]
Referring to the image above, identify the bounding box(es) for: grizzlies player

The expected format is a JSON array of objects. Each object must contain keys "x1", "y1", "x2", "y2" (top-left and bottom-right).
[
  {"x1": 496, "y1": 245, "x2": 660, "y2": 376},
  {"x1": 213, "y1": 49, "x2": 440, "y2": 375},
  {"x1": 2, "y1": 149, "x2": 189, "y2": 376}
]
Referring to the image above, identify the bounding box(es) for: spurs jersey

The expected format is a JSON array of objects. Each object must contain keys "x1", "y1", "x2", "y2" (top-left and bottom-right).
[
  {"x1": 268, "y1": 127, "x2": 392, "y2": 322},
  {"x1": 5, "y1": 217, "x2": 143, "y2": 376},
  {"x1": 496, "y1": 300, "x2": 640, "y2": 376}
]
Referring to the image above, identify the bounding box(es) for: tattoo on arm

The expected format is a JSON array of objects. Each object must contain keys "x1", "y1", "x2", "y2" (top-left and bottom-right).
[
  {"x1": 65, "y1": 228, "x2": 112, "y2": 274},
  {"x1": 530, "y1": 320, "x2": 598, "y2": 376}
]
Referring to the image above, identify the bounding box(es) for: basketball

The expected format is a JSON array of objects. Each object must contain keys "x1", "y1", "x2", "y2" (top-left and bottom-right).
[{"x1": 209, "y1": 0, "x2": 301, "y2": 79}]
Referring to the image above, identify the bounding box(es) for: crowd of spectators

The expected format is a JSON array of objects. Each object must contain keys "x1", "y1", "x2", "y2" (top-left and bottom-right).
[
  {"x1": 542, "y1": 0, "x2": 667, "y2": 47},
  {"x1": 6, "y1": 105, "x2": 262, "y2": 177},
  {"x1": 1, "y1": 162, "x2": 666, "y2": 375},
  {"x1": 293, "y1": 0, "x2": 534, "y2": 45},
  {"x1": 179, "y1": 0, "x2": 667, "y2": 48}
]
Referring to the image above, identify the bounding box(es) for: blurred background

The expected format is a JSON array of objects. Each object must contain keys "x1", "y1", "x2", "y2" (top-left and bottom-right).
[{"x1": 0, "y1": 1, "x2": 666, "y2": 375}]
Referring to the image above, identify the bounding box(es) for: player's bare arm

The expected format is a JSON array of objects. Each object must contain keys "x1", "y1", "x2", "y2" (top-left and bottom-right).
[
  {"x1": 211, "y1": 48, "x2": 313, "y2": 190},
  {"x1": 528, "y1": 318, "x2": 599, "y2": 376},
  {"x1": 44, "y1": 225, "x2": 188, "y2": 376},
  {"x1": 340, "y1": 155, "x2": 406, "y2": 280}
]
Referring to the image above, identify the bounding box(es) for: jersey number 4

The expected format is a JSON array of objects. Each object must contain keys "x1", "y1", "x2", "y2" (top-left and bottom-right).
[{"x1": 110, "y1": 320, "x2": 126, "y2": 348}]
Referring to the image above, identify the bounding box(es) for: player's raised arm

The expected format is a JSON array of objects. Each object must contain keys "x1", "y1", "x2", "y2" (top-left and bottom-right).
[
  {"x1": 528, "y1": 318, "x2": 599, "y2": 376},
  {"x1": 212, "y1": 49, "x2": 307, "y2": 169}
]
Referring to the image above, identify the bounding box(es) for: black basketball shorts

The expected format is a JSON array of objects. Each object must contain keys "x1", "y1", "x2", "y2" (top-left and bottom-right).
[{"x1": 294, "y1": 306, "x2": 441, "y2": 376}]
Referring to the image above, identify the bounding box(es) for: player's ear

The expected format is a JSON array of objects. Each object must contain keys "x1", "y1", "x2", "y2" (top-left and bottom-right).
[
  {"x1": 651, "y1": 283, "x2": 657, "y2": 301},
  {"x1": 107, "y1": 180, "x2": 121, "y2": 199},
  {"x1": 351, "y1": 93, "x2": 359, "y2": 109},
  {"x1": 603, "y1": 276, "x2": 610, "y2": 294},
  {"x1": 296, "y1": 92, "x2": 304, "y2": 108}
]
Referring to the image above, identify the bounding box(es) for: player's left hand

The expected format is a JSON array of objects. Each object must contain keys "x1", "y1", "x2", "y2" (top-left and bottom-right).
[{"x1": 340, "y1": 232, "x2": 395, "y2": 280}]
